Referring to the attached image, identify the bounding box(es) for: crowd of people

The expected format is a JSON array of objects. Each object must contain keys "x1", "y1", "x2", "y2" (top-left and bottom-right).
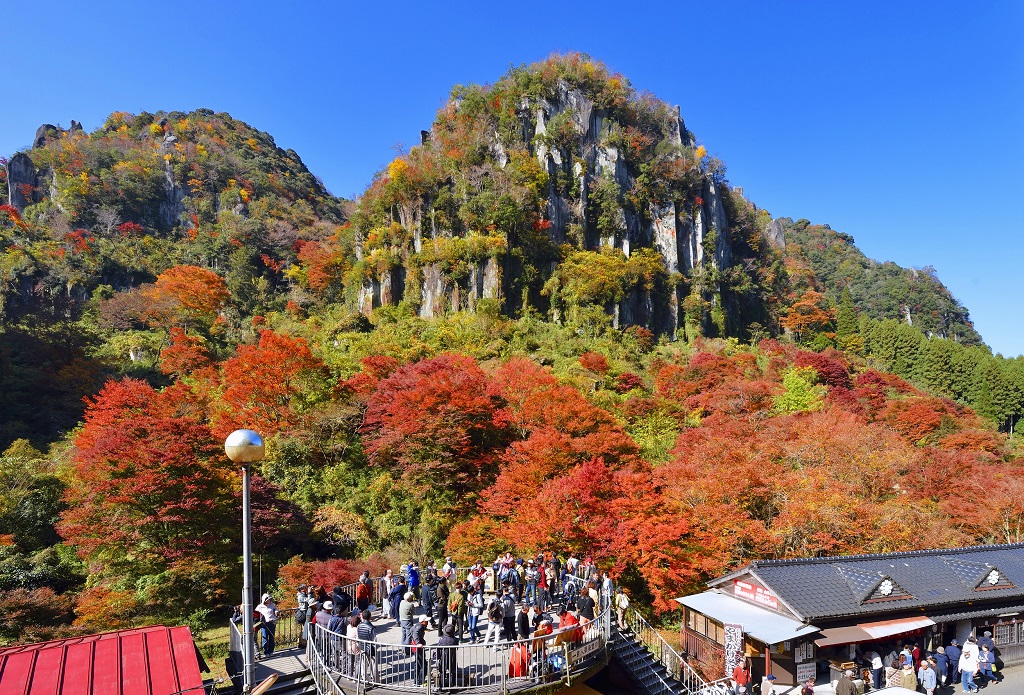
[
  {"x1": 744, "y1": 633, "x2": 1006, "y2": 695},
  {"x1": 287, "y1": 552, "x2": 624, "y2": 688}
]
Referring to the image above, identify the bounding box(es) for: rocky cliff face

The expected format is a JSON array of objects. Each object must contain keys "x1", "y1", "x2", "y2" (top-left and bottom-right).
[{"x1": 352, "y1": 66, "x2": 755, "y2": 339}]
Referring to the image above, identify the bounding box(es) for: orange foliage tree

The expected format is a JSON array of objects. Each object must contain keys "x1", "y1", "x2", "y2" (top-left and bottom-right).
[
  {"x1": 215, "y1": 330, "x2": 331, "y2": 438},
  {"x1": 781, "y1": 290, "x2": 834, "y2": 340},
  {"x1": 142, "y1": 264, "x2": 229, "y2": 330}
]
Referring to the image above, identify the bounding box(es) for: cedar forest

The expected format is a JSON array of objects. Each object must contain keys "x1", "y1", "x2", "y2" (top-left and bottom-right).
[{"x1": 1, "y1": 55, "x2": 1023, "y2": 646}]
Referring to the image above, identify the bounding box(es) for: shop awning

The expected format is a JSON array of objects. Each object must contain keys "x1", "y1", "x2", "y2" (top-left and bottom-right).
[
  {"x1": 676, "y1": 591, "x2": 819, "y2": 645},
  {"x1": 815, "y1": 616, "x2": 935, "y2": 647}
]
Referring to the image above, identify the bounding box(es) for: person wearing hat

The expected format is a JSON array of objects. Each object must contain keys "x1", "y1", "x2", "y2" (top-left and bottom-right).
[
  {"x1": 946, "y1": 638, "x2": 962, "y2": 685},
  {"x1": 835, "y1": 669, "x2": 855, "y2": 695},
  {"x1": 899, "y1": 661, "x2": 917, "y2": 690},
  {"x1": 442, "y1": 556, "x2": 456, "y2": 581},
  {"x1": 314, "y1": 600, "x2": 333, "y2": 624},
  {"x1": 979, "y1": 630, "x2": 995, "y2": 652},
  {"x1": 411, "y1": 615, "x2": 429, "y2": 685},
  {"x1": 960, "y1": 639, "x2": 980, "y2": 693},
  {"x1": 437, "y1": 623, "x2": 459, "y2": 688},
  {"x1": 932, "y1": 646, "x2": 949, "y2": 685},
  {"x1": 255, "y1": 593, "x2": 279, "y2": 658}
]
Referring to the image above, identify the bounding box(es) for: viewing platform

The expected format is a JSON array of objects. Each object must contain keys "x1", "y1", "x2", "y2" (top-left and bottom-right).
[{"x1": 228, "y1": 570, "x2": 723, "y2": 695}]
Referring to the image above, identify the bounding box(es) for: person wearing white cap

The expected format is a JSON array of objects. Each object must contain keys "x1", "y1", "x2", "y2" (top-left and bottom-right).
[
  {"x1": 255, "y1": 593, "x2": 279, "y2": 657},
  {"x1": 315, "y1": 600, "x2": 334, "y2": 628},
  {"x1": 835, "y1": 669, "x2": 856, "y2": 695}
]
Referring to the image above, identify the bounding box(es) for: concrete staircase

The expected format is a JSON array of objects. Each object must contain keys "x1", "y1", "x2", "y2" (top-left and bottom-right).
[{"x1": 610, "y1": 629, "x2": 691, "y2": 695}]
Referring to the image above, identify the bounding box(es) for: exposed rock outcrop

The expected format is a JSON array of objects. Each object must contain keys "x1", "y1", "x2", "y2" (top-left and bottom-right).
[
  {"x1": 763, "y1": 218, "x2": 786, "y2": 251},
  {"x1": 354, "y1": 75, "x2": 743, "y2": 339},
  {"x1": 6, "y1": 152, "x2": 42, "y2": 211}
]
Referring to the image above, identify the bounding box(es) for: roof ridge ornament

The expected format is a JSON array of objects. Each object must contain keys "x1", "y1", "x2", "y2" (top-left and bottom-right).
[
  {"x1": 938, "y1": 556, "x2": 1015, "y2": 590},
  {"x1": 834, "y1": 565, "x2": 912, "y2": 603}
]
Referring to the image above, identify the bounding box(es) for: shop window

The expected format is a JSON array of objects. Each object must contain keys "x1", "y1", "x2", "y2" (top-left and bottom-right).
[{"x1": 993, "y1": 624, "x2": 1015, "y2": 646}]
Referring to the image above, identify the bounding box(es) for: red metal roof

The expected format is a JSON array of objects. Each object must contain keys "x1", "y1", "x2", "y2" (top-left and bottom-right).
[{"x1": 0, "y1": 625, "x2": 204, "y2": 695}]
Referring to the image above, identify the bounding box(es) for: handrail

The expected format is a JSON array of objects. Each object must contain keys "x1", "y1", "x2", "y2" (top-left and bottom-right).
[
  {"x1": 619, "y1": 605, "x2": 727, "y2": 695},
  {"x1": 307, "y1": 606, "x2": 612, "y2": 694}
]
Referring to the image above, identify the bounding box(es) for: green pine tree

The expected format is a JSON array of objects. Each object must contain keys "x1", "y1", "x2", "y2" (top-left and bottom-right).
[{"x1": 836, "y1": 287, "x2": 858, "y2": 339}]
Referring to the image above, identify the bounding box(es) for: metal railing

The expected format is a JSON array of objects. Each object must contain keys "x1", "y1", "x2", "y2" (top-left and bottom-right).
[
  {"x1": 307, "y1": 608, "x2": 611, "y2": 694},
  {"x1": 619, "y1": 606, "x2": 731, "y2": 694},
  {"x1": 228, "y1": 611, "x2": 303, "y2": 674}
]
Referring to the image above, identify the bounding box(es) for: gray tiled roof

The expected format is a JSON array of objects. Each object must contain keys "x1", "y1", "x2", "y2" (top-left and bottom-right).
[{"x1": 709, "y1": 544, "x2": 1024, "y2": 622}]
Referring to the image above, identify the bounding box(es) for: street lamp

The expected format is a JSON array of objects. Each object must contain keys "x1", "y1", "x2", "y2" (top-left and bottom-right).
[{"x1": 225, "y1": 429, "x2": 265, "y2": 692}]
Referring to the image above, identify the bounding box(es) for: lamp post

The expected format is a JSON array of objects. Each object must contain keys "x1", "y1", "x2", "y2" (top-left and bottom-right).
[{"x1": 225, "y1": 429, "x2": 265, "y2": 692}]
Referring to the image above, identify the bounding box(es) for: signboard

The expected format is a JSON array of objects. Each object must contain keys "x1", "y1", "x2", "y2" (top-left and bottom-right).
[
  {"x1": 568, "y1": 638, "x2": 601, "y2": 662},
  {"x1": 796, "y1": 641, "x2": 815, "y2": 662},
  {"x1": 733, "y1": 579, "x2": 779, "y2": 610},
  {"x1": 797, "y1": 662, "x2": 816, "y2": 683},
  {"x1": 724, "y1": 623, "x2": 744, "y2": 673}
]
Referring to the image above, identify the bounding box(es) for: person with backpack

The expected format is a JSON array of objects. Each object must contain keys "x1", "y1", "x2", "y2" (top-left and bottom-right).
[
  {"x1": 435, "y1": 576, "x2": 450, "y2": 630},
  {"x1": 447, "y1": 581, "x2": 467, "y2": 641},
  {"x1": 436, "y1": 623, "x2": 459, "y2": 689},
  {"x1": 483, "y1": 596, "x2": 503, "y2": 648}
]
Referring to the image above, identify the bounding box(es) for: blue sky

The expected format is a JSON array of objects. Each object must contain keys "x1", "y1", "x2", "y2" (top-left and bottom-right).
[{"x1": 2, "y1": 1, "x2": 1021, "y2": 355}]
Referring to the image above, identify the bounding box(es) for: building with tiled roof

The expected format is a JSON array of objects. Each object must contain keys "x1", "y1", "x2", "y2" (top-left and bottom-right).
[{"x1": 676, "y1": 543, "x2": 1024, "y2": 688}]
